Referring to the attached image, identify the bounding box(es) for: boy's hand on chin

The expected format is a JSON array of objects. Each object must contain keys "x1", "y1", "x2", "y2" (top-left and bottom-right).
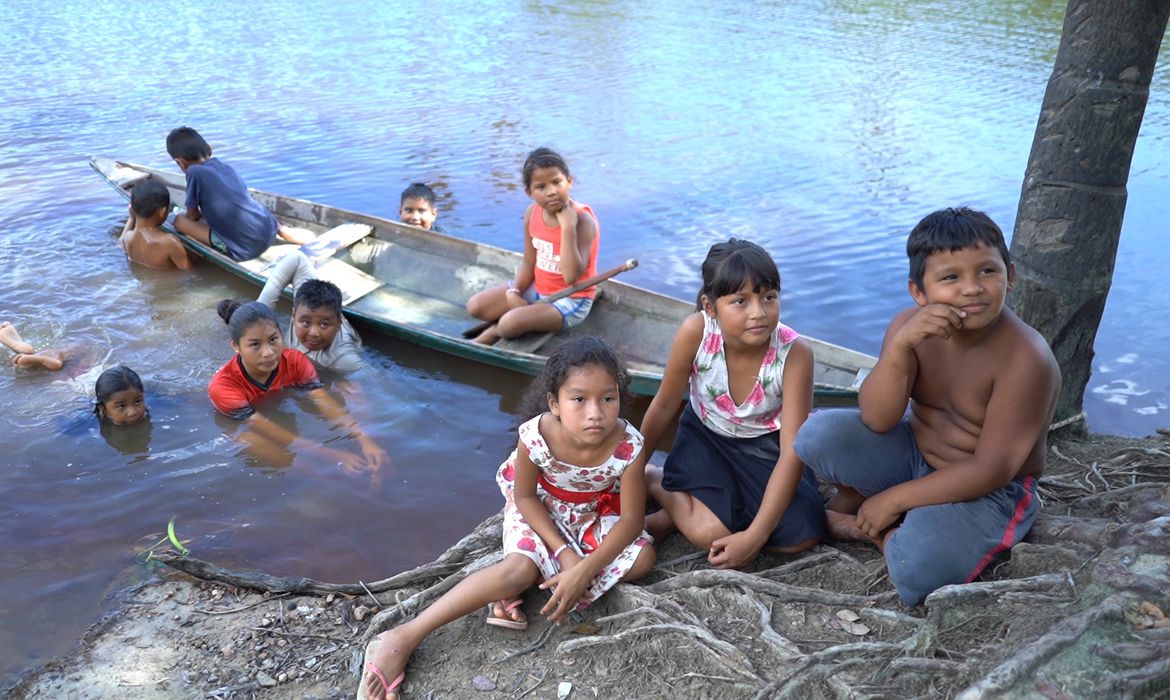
[{"x1": 896, "y1": 304, "x2": 966, "y2": 349}]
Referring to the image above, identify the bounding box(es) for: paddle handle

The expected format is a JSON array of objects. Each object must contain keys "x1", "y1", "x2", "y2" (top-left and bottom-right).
[
  {"x1": 462, "y1": 258, "x2": 638, "y2": 339},
  {"x1": 532, "y1": 258, "x2": 638, "y2": 304}
]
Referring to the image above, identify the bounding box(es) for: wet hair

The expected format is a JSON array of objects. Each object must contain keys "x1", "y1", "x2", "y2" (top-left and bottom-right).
[
  {"x1": 294, "y1": 280, "x2": 343, "y2": 316},
  {"x1": 166, "y1": 126, "x2": 211, "y2": 161},
  {"x1": 217, "y1": 300, "x2": 280, "y2": 342},
  {"x1": 696, "y1": 238, "x2": 781, "y2": 311},
  {"x1": 93, "y1": 366, "x2": 145, "y2": 417},
  {"x1": 907, "y1": 207, "x2": 1011, "y2": 289},
  {"x1": 521, "y1": 147, "x2": 571, "y2": 191},
  {"x1": 130, "y1": 178, "x2": 172, "y2": 218},
  {"x1": 520, "y1": 336, "x2": 630, "y2": 419},
  {"x1": 400, "y1": 182, "x2": 437, "y2": 208}
]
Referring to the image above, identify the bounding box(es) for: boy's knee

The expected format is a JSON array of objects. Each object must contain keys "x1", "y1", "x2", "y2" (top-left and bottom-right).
[
  {"x1": 884, "y1": 530, "x2": 960, "y2": 607},
  {"x1": 794, "y1": 409, "x2": 863, "y2": 465}
]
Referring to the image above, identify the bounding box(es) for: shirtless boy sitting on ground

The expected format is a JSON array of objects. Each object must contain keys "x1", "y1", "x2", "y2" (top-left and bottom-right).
[
  {"x1": 794, "y1": 207, "x2": 1060, "y2": 606},
  {"x1": 119, "y1": 179, "x2": 190, "y2": 270}
]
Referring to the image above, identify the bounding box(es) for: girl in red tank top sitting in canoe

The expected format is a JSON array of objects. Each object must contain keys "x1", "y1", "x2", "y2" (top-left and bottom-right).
[{"x1": 465, "y1": 147, "x2": 600, "y2": 345}]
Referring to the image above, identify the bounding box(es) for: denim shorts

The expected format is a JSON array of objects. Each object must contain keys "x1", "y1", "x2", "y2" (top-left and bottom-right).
[
  {"x1": 209, "y1": 230, "x2": 230, "y2": 255},
  {"x1": 520, "y1": 285, "x2": 594, "y2": 330}
]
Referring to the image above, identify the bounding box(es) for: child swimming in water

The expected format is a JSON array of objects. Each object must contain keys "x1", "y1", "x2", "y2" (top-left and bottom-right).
[
  {"x1": 209, "y1": 301, "x2": 386, "y2": 474},
  {"x1": 93, "y1": 365, "x2": 148, "y2": 426}
]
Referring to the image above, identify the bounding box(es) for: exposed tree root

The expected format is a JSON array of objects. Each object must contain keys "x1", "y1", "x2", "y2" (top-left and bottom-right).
[{"x1": 955, "y1": 595, "x2": 1127, "y2": 699}]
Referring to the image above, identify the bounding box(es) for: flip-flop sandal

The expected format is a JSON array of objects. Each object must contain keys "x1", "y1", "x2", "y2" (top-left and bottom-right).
[
  {"x1": 357, "y1": 634, "x2": 406, "y2": 700},
  {"x1": 485, "y1": 598, "x2": 527, "y2": 630}
]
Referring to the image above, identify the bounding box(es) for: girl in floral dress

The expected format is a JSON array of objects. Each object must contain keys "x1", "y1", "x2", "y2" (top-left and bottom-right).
[
  {"x1": 360, "y1": 337, "x2": 655, "y2": 700},
  {"x1": 639, "y1": 238, "x2": 826, "y2": 572}
]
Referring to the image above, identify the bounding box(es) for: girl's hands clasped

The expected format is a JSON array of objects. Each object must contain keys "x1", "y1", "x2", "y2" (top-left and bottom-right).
[{"x1": 538, "y1": 549, "x2": 591, "y2": 624}]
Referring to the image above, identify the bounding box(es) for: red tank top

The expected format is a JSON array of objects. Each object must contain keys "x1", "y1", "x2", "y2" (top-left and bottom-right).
[{"x1": 529, "y1": 203, "x2": 600, "y2": 299}]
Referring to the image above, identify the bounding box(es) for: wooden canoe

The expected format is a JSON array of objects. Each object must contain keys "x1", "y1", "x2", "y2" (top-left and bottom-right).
[{"x1": 90, "y1": 157, "x2": 876, "y2": 398}]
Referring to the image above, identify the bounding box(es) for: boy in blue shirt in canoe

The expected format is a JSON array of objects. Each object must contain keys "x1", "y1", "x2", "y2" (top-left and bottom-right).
[{"x1": 167, "y1": 127, "x2": 313, "y2": 261}]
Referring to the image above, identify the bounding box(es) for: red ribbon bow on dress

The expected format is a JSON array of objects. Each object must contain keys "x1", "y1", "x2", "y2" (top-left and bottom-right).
[{"x1": 538, "y1": 473, "x2": 622, "y2": 517}]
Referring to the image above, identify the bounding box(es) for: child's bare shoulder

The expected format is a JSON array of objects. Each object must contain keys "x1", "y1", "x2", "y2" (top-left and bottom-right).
[{"x1": 994, "y1": 310, "x2": 1058, "y2": 372}]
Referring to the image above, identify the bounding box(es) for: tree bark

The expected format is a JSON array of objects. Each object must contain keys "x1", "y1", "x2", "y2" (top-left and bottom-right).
[{"x1": 1009, "y1": 0, "x2": 1170, "y2": 431}]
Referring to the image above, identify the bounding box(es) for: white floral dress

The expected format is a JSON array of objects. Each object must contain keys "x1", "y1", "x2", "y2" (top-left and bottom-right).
[{"x1": 496, "y1": 415, "x2": 653, "y2": 608}]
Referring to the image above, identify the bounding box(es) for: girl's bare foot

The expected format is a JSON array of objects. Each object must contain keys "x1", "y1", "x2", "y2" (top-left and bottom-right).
[
  {"x1": 12, "y1": 351, "x2": 65, "y2": 371},
  {"x1": 361, "y1": 627, "x2": 420, "y2": 700},
  {"x1": 0, "y1": 322, "x2": 35, "y2": 355}
]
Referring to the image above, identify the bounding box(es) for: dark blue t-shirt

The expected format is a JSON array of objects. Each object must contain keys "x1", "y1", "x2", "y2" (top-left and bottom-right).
[{"x1": 185, "y1": 158, "x2": 278, "y2": 261}]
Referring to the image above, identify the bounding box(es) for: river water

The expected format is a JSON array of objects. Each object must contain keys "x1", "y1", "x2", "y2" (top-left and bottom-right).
[{"x1": 1, "y1": 0, "x2": 1167, "y2": 687}]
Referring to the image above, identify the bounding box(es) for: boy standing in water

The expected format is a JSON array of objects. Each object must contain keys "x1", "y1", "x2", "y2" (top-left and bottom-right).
[
  {"x1": 794, "y1": 207, "x2": 1060, "y2": 606},
  {"x1": 119, "y1": 179, "x2": 190, "y2": 270},
  {"x1": 398, "y1": 182, "x2": 446, "y2": 233},
  {"x1": 167, "y1": 126, "x2": 313, "y2": 261}
]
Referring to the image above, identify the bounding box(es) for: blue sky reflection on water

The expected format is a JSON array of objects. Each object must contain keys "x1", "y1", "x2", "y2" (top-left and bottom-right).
[{"x1": 0, "y1": 0, "x2": 1167, "y2": 687}]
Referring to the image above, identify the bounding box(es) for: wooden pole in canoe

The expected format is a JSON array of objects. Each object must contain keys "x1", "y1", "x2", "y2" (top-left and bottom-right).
[{"x1": 461, "y1": 258, "x2": 639, "y2": 339}]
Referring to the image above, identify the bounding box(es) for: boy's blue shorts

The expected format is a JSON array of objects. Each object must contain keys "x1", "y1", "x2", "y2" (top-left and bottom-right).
[
  {"x1": 209, "y1": 230, "x2": 231, "y2": 256},
  {"x1": 519, "y1": 285, "x2": 593, "y2": 329},
  {"x1": 794, "y1": 409, "x2": 1040, "y2": 606}
]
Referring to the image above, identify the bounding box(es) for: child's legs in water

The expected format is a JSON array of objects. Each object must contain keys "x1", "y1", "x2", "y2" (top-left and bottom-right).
[
  {"x1": 645, "y1": 463, "x2": 732, "y2": 549},
  {"x1": 12, "y1": 348, "x2": 68, "y2": 371},
  {"x1": 0, "y1": 321, "x2": 35, "y2": 355},
  {"x1": 362, "y1": 553, "x2": 539, "y2": 697},
  {"x1": 173, "y1": 214, "x2": 212, "y2": 246}
]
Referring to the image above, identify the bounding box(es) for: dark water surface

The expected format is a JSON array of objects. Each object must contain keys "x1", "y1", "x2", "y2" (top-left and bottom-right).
[{"x1": 1, "y1": 0, "x2": 1167, "y2": 686}]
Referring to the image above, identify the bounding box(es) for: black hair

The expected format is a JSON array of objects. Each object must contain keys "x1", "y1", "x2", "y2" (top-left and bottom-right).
[
  {"x1": 130, "y1": 178, "x2": 172, "y2": 218},
  {"x1": 217, "y1": 300, "x2": 280, "y2": 342},
  {"x1": 93, "y1": 365, "x2": 145, "y2": 417},
  {"x1": 696, "y1": 238, "x2": 781, "y2": 311},
  {"x1": 520, "y1": 336, "x2": 630, "y2": 419},
  {"x1": 294, "y1": 279, "x2": 343, "y2": 316},
  {"x1": 400, "y1": 182, "x2": 437, "y2": 207},
  {"x1": 907, "y1": 207, "x2": 1012, "y2": 290},
  {"x1": 521, "y1": 147, "x2": 571, "y2": 191},
  {"x1": 166, "y1": 126, "x2": 211, "y2": 161}
]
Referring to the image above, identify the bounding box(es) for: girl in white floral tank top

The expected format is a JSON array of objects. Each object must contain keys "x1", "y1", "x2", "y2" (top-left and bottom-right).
[
  {"x1": 639, "y1": 239, "x2": 826, "y2": 573},
  {"x1": 360, "y1": 337, "x2": 655, "y2": 700}
]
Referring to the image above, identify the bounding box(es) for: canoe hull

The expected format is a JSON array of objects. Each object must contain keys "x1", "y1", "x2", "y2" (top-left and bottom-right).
[{"x1": 90, "y1": 157, "x2": 875, "y2": 398}]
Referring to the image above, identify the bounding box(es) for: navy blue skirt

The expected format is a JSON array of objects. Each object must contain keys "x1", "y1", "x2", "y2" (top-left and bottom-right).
[{"x1": 662, "y1": 405, "x2": 826, "y2": 548}]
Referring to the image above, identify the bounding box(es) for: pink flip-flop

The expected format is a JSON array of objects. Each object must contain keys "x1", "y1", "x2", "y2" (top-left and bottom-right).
[
  {"x1": 363, "y1": 662, "x2": 405, "y2": 700},
  {"x1": 485, "y1": 598, "x2": 527, "y2": 630}
]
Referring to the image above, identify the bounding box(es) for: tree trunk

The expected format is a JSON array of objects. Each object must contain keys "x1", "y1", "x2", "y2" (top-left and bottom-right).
[{"x1": 1008, "y1": 0, "x2": 1170, "y2": 433}]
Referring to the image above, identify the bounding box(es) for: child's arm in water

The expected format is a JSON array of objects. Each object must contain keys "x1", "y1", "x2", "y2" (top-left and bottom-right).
[
  {"x1": 539, "y1": 444, "x2": 649, "y2": 623},
  {"x1": 164, "y1": 234, "x2": 191, "y2": 270},
  {"x1": 238, "y1": 412, "x2": 372, "y2": 473},
  {"x1": 639, "y1": 314, "x2": 704, "y2": 455},
  {"x1": 709, "y1": 337, "x2": 814, "y2": 569},
  {"x1": 303, "y1": 387, "x2": 387, "y2": 470},
  {"x1": 553, "y1": 198, "x2": 597, "y2": 286}
]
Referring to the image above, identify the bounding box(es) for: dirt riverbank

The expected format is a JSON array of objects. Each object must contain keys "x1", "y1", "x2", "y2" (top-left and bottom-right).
[{"x1": 11, "y1": 432, "x2": 1170, "y2": 699}]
